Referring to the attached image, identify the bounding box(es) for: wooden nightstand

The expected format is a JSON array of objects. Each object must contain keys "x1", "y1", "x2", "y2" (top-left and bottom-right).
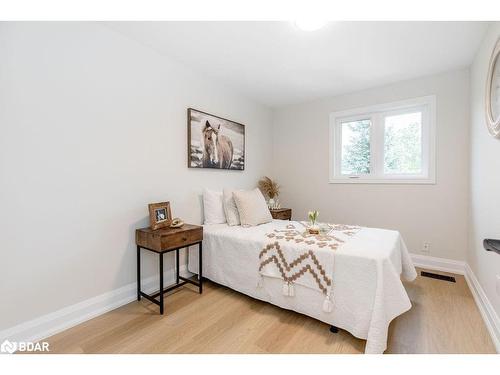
[
  {"x1": 270, "y1": 208, "x2": 292, "y2": 221},
  {"x1": 135, "y1": 224, "x2": 203, "y2": 314}
]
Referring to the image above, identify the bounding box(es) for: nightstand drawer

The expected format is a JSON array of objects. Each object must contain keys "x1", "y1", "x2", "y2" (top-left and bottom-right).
[
  {"x1": 136, "y1": 224, "x2": 203, "y2": 252},
  {"x1": 161, "y1": 227, "x2": 203, "y2": 250}
]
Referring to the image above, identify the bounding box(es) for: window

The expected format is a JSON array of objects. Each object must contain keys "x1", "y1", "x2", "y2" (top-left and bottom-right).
[
  {"x1": 383, "y1": 111, "x2": 422, "y2": 175},
  {"x1": 340, "y1": 119, "x2": 371, "y2": 175},
  {"x1": 329, "y1": 96, "x2": 435, "y2": 184}
]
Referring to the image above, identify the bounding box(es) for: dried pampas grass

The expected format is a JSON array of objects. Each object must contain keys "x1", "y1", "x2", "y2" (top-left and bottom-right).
[{"x1": 258, "y1": 176, "x2": 280, "y2": 199}]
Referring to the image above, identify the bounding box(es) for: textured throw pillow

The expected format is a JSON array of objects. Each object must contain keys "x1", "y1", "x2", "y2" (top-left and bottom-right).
[
  {"x1": 232, "y1": 188, "x2": 273, "y2": 227},
  {"x1": 203, "y1": 189, "x2": 226, "y2": 225},
  {"x1": 223, "y1": 188, "x2": 241, "y2": 226}
]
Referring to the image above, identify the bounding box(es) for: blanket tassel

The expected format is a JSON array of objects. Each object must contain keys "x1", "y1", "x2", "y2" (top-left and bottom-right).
[
  {"x1": 322, "y1": 294, "x2": 333, "y2": 313},
  {"x1": 257, "y1": 274, "x2": 263, "y2": 288},
  {"x1": 281, "y1": 281, "x2": 295, "y2": 297},
  {"x1": 282, "y1": 281, "x2": 290, "y2": 296}
]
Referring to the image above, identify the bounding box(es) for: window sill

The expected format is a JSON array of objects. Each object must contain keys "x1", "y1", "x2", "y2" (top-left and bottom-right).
[{"x1": 329, "y1": 178, "x2": 436, "y2": 185}]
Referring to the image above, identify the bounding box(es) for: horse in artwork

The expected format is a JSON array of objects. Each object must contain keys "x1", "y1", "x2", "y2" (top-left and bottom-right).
[{"x1": 202, "y1": 121, "x2": 234, "y2": 169}]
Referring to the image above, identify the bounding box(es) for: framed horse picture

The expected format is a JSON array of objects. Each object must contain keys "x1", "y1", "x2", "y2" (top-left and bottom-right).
[{"x1": 187, "y1": 108, "x2": 245, "y2": 170}]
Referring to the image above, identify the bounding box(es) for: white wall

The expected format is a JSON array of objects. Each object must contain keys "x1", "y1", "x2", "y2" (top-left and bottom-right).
[
  {"x1": 0, "y1": 22, "x2": 273, "y2": 331},
  {"x1": 272, "y1": 69, "x2": 470, "y2": 260},
  {"x1": 469, "y1": 23, "x2": 500, "y2": 318}
]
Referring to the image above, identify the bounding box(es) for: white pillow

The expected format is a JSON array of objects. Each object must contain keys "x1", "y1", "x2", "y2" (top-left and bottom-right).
[
  {"x1": 232, "y1": 188, "x2": 273, "y2": 227},
  {"x1": 223, "y1": 188, "x2": 241, "y2": 226},
  {"x1": 203, "y1": 189, "x2": 226, "y2": 225}
]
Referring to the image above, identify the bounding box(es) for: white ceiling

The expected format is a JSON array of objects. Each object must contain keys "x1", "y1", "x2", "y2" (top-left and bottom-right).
[{"x1": 105, "y1": 21, "x2": 489, "y2": 108}]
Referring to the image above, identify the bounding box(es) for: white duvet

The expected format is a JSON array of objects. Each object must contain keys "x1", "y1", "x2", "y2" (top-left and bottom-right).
[{"x1": 188, "y1": 219, "x2": 417, "y2": 354}]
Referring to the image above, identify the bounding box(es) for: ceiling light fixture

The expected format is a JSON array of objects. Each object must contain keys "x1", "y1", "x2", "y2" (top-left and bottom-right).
[{"x1": 294, "y1": 20, "x2": 327, "y2": 32}]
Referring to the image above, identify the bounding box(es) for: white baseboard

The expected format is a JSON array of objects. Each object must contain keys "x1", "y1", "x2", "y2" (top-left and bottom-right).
[
  {"x1": 410, "y1": 253, "x2": 499, "y2": 353},
  {"x1": 410, "y1": 253, "x2": 466, "y2": 275},
  {"x1": 0, "y1": 265, "x2": 189, "y2": 344},
  {"x1": 464, "y1": 264, "x2": 500, "y2": 353}
]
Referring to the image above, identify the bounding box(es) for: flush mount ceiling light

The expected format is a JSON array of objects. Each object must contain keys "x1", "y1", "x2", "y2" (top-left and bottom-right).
[{"x1": 294, "y1": 19, "x2": 328, "y2": 32}]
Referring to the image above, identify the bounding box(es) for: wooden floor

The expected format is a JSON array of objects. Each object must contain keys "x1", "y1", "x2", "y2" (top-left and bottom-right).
[{"x1": 42, "y1": 269, "x2": 496, "y2": 354}]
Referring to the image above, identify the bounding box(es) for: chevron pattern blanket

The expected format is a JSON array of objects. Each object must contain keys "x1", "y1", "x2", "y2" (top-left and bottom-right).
[{"x1": 258, "y1": 222, "x2": 360, "y2": 312}]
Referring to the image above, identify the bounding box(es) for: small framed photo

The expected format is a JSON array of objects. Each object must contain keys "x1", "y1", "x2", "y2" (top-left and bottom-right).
[{"x1": 148, "y1": 202, "x2": 172, "y2": 230}]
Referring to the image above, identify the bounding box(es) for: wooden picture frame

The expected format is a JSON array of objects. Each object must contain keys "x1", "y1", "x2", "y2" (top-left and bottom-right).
[
  {"x1": 187, "y1": 108, "x2": 245, "y2": 170},
  {"x1": 148, "y1": 202, "x2": 172, "y2": 230}
]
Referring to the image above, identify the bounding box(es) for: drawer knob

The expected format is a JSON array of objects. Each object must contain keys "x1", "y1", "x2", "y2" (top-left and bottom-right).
[{"x1": 182, "y1": 237, "x2": 187, "y2": 241}]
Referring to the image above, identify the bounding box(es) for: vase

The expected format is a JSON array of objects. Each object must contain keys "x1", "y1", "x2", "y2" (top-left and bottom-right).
[{"x1": 268, "y1": 198, "x2": 276, "y2": 209}]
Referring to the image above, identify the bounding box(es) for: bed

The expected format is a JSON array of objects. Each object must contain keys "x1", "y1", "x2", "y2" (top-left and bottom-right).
[{"x1": 188, "y1": 219, "x2": 417, "y2": 354}]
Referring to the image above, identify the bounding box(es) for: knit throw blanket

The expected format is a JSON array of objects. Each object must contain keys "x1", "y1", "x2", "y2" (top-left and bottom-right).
[{"x1": 258, "y1": 222, "x2": 360, "y2": 312}]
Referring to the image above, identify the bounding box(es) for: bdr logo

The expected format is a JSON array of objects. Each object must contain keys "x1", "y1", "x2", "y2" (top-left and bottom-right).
[
  {"x1": 0, "y1": 340, "x2": 17, "y2": 354},
  {"x1": 1, "y1": 339, "x2": 50, "y2": 354}
]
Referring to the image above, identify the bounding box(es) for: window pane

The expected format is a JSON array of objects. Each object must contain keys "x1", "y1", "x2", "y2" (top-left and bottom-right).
[
  {"x1": 341, "y1": 119, "x2": 371, "y2": 175},
  {"x1": 384, "y1": 112, "x2": 422, "y2": 174}
]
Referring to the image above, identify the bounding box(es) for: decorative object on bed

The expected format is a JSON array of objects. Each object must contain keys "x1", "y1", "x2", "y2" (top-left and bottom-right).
[
  {"x1": 188, "y1": 108, "x2": 245, "y2": 169},
  {"x1": 486, "y1": 38, "x2": 500, "y2": 138},
  {"x1": 259, "y1": 222, "x2": 361, "y2": 313},
  {"x1": 232, "y1": 188, "x2": 273, "y2": 227},
  {"x1": 222, "y1": 188, "x2": 241, "y2": 226},
  {"x1": 202, "y1": 189, "x2": 227, "y2": 225},
  {"x1": 170, "y1": 218, "x2": 185, "y2": 228},
  {"x1": 148, "y1": 202, "x2": 172, "y2": 230},
  {"x1": 307, "y1": 210, "x2": 319, "y2": 234},
  {"x1": 269, "y1": 208, "x2": 292, "y2": 221},
  {"x1": 258, "y1": 176, "x2": 280, "y2": 209}
]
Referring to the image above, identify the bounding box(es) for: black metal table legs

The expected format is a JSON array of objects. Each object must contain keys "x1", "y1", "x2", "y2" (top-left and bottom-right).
[
  {"x1": 137, "y1": 245, "x2": 141, "y2": 301},
  {"x1": 176, "y1": 248, "x2": 180, "y2": 284},
  {"x1": 136, "y1": 242, "x2": 203, "y2": 315},
  {"x1": 198, "y1": 241, "x2": 203, "y2": 294},
  {"x1": 159, "y1": 252, "x2": 164, "y2": 314}
]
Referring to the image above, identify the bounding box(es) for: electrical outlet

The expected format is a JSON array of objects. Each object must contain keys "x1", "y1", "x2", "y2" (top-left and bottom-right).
[
  {"x1": 422, "y1": 242, "x2": 431, "y2": 254},
  {"x1": 496, "y1": 275, "x2": 500, "y2": 296}
]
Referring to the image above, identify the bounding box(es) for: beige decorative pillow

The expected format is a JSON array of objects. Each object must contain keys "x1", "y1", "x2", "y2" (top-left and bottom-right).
[
  {"x1": 223, "y1": 188, "x2": 241, "y2": 226},
  {"x1": 232, "y1": 188, "x2": 273, "y2": 227}
]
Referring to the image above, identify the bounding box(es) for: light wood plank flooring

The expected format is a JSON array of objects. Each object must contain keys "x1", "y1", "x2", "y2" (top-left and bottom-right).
[{"x1": 42, "y1": 269, "x2": 496, "y2": 354}]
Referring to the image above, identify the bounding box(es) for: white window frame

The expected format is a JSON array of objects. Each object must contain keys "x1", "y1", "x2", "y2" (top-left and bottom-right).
[{"x1": 329, "y1": 95, "x2": 436, "y2": 184}]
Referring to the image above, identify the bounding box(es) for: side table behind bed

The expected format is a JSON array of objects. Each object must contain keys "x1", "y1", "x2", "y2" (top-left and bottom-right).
[{"x1": 270, "y1": 208, "x2": 292, "y2": 220}]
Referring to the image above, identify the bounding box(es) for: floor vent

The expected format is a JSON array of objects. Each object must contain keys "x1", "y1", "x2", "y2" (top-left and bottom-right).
[{"x1": 421, "y1": 271, "x2": 456, "y2": 283}]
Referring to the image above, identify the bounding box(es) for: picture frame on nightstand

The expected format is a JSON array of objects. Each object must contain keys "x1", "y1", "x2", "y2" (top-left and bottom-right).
[{"x1": 148, "y1": 202, "x2": 172, "y2": 230}]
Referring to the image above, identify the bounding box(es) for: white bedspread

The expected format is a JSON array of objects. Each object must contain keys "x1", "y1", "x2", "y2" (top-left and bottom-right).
[{"x1": 188, "y1": 220, "x2": 417, "y2": 354}]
